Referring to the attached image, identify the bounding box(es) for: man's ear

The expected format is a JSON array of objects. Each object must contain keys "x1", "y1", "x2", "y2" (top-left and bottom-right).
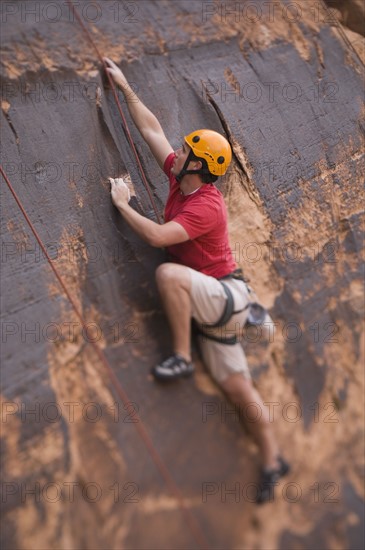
[{"x1": 193, "y1": 160, "x2": 202, "y2": 171}]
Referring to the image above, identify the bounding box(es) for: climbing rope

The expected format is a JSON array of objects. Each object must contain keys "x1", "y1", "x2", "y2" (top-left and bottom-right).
[
  {"x1": 1, "y1": 2, "x2": 209, "y2": 545},
  {"x1": 60, "y1": 5, "x2": 209, "y2": 542},
  {"x1": 65, "y1": 0, "x2": 162, "y2": 224},
  {"x1": 0, "y1": 165, "x2": 209, "y2": 549}
]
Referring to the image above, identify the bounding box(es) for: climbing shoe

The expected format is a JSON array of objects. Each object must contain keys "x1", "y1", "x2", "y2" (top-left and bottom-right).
[
  {"x1": 255, "y1": 456, "x2": 290, "y2": 504},
  {"x1": 152, "y1": 354, "x2": 194, "y2": 381}
]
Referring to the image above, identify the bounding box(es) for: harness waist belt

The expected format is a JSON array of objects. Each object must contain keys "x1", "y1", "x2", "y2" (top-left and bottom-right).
[
  {"x1": 194, "y1": 268, "x2": 267, "y2": 345},
  {"x1": 218, "y1": 267, "x2": 248, "y2": 283},
  {"x1": 194, "y1": 324, "x2": 238, "y2": 345}
]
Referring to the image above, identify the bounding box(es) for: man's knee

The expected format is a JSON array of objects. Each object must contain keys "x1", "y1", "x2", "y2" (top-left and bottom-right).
[
  {"x1": 155, "y1": 263, "x2": 191, "y2": 290},
  {"x1": 155, "y1": 263, "x2": 173, "y2": 284},
  {"x1": 221, "y1": 374, "x2": 257, "y2": 405},
  {"x1": 221, "y1": 375, "x2": 271, "y2": 424}
]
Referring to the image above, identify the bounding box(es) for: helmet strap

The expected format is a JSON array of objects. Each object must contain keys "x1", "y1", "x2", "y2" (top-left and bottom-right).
[{"x1": 176, "y1": 150, "x2": 205, "y2": 182}]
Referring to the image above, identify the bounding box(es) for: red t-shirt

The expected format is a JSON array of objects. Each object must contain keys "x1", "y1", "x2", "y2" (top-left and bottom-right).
[{"x1": 163, "y1": 152, "x2": 237, "y2": 278}]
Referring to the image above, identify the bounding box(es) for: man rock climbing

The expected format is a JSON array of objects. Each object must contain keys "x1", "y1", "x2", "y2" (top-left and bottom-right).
[{"x1": 104, "y1": 57, "x2": 290, "y2": 504}]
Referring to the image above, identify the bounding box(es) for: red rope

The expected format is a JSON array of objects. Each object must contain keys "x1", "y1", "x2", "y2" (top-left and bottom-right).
[
  {"x1": 65, "y1": 0, "x2": 162, "y2": 224},
  {"x1": 1, "y1": 165, "x2": 209, "y2": 548}
]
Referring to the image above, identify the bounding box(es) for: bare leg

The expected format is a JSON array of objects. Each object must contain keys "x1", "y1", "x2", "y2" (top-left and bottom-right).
[
  {"x1": 220, "y1": 373, "x2": 280, "y2": 469},
  {"x1": 155, "y1": 263, "x2": 192, "y2": 362}
]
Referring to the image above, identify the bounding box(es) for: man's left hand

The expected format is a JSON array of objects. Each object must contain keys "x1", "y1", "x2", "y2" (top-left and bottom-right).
[{"x1": 110, "y1": 177, "x2": 133, "y2": 209}]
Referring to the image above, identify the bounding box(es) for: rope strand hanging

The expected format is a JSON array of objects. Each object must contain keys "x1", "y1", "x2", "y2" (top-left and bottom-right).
[
  {"x1": 1, "y1": 139, "x2": 207, "y2": 550},
  {"x1": 65, "y1": 0, "x2": 162, "y2": 224},
  {"x1": 1, "y1": 4, "x2": 212, "y2": 545}
]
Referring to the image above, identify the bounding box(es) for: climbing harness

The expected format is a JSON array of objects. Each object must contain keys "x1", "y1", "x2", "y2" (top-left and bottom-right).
[
  {"x1": 0, "y1": 165, "x2": 208, "y2": 549},
  {"x1": 194, "y1": 268, "x2": 269, "y2": 345}
]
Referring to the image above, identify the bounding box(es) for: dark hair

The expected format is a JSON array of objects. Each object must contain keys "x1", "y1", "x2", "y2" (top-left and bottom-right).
[{"x1": 191, "y1": 155, "x2": 218, "y2": 183}]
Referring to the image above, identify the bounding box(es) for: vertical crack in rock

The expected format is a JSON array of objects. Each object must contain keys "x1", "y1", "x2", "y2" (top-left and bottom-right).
[
  {"x1": 204, "y1": 85, "x2": 261, "y2": 207},
  {"x1": 1, "y1": 100, "x2": 20, "y2": 148},
  {"x1": 97, "y1": 86, "x2": 125, "y2": 161},
  {"x1": 313, "y1": 38, "x2": 326, "y2": 78},
  {"x1": 2, "y1": 2, "x2": 364, "y2": 548},
  {"x1": 322, "y1": 0, "x2": 365, "y2": 66}
]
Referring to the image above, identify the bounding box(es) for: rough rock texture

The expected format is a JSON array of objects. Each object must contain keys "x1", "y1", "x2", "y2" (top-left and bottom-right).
[
  {"x1": 1, "y1": 1, "x2": 364, "y2": 549},
  {"x1": 324, "y1": 0, "x2": 365, "y2": 36}
]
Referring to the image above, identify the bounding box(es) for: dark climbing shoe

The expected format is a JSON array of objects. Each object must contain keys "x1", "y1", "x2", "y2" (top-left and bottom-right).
[
  {"x1": 152, "y1": 354, "x2": 194, "y2": 381},
  {"x1": 255, "y1": 456, "x2": 290, "y2": 504}
]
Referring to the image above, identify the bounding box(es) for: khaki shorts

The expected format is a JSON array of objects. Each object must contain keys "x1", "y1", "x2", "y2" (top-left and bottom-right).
[{"x1": 187, "y1": 267, "x2": 252, "y2": 384}]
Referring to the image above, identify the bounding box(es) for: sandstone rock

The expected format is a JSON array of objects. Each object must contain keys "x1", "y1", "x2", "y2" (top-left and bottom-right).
[{"x1": 1, "y1": 1, "x2": 364, "y2": 548}]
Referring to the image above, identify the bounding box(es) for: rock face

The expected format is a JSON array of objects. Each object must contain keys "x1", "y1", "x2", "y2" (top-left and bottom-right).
[
  {"x1": 1, "y1": 1, "x2": 364, "y2": 549},
  {"x1": 324, "y1": 0, "x2": 365, "y2": 36}
]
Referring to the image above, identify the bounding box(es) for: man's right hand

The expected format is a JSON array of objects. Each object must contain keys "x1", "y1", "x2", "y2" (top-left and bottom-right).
[{"x1": 103, "y1": 57, "x2": 128, "y2": 89}]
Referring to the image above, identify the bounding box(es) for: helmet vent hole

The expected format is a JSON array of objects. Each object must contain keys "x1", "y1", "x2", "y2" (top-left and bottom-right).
[
  {"x1": 192, "y1": 135, "x2": 200, "y2": 143},
  {"x1": 217, "y1": 156, "x2": 225, "y2": 164}
]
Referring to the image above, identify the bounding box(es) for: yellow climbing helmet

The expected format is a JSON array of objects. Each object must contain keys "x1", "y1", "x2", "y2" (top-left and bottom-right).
[{"x1": 184, "y1": 129, "x2": 232, "y2": 176}]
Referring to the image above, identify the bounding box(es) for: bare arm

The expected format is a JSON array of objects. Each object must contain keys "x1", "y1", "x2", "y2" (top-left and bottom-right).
[
  {"x1": 104, "y1": 57, "x2": 173, "y2": 169},
  {"x1": 110, "y1": 178, "x2": 189, "y2": 247},
  {"x1": 117, "y1": 203, "x2": 189, "y2": 247}
]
